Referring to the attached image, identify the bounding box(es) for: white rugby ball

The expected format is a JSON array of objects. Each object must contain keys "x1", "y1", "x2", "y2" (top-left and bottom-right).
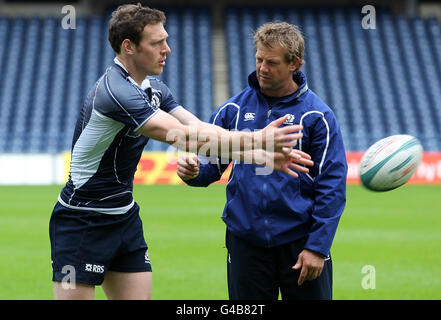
[{"x1": 359, "y1": 135, "x2": 423, "y2": 192}]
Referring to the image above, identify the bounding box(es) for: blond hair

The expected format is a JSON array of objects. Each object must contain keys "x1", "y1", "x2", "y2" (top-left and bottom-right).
[{"x1": 253, "y1": 22, "x2": 305, "y2": 72}]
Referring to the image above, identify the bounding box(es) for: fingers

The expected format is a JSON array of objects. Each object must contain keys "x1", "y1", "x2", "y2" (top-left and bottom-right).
[
  {"x1": 295, "y1": 263, "x2": 322, "y2": 286},
  {"x1": 271, "y1": 149, "x2": 313, "y2": 177},
  {"x1": 293, "y1": 256, "x2": 308, "y2": 286},
  {"x1": 177, "y1": 155, "x2": 200, "y2": 180},
  {"x1": 278, "y1": 124, "x2": 303, "y2": 133},
  {"x1": 292, "y1": 250, "x2": 325, "y2": 286},
  {"x1": 275, "y1": 128, "x2": 302, "y2": 147},
  {"x1": 289, "y1": 155, "x2": 314, "y2": 168},
  {"x1": 288, "y1": 150, "x2": 313, "y2": 165},
  {"x1": 187, "y1": 155, "x2": 200, "y2": 167},
  {"x1": 285, "y1": 147, "x2": 301, "y2": 158},
  {"x1": 287, "y1": 162, "x2": 309, "y2": 174},
  {"x1": 272, "y1": 132, "x2": 302, "y2": 151},
  {"x1": 268, "y1": 114, "x2": 289, "y2": 128},
  {"x1": 286, "y1": 150, "x2": 314, "y2": 175},
  {"x1": 282, "y1": 167, "x2": 299, "y2": 179},
  {"x1": 281, "y1": 133, "x2": 303, "y2": 143},
  {"x1": 177, "y1": 167, "x2": 199, "y2": 180},
  {"x1": 291, "y1": 149, "x2": 312, "y2": 160},
  {"x1": 298, "y1": 266, "x2": 308, "y2": 286},
  {"x1": 292, "y1": 255, "x2": 306, "y2": 286},
  {"x1": 261, "y1": 119, "x2": 304, "y2": 153}
]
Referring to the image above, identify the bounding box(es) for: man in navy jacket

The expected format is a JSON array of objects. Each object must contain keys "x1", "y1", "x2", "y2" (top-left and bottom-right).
[{"x1": 178, "y1": 22, "x2": 347, "y2": 300}]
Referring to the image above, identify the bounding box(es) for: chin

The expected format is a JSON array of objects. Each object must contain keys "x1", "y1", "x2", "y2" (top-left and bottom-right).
[
  {"x1": 144, "y1": 66, "x2": 163, "y2": 76},
  {"x1": 258, "y1": 83, "x2": 271, "y2": 91},
  {"x1": 151, "y1": 68, "x2": 164, "y2": 76}
]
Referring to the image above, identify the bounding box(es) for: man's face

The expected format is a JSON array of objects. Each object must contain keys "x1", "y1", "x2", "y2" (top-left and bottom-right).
[
  {"x1": 133, "y1": 23, "x2": 171, "y2": 75},
  {"x1": 255, "y1": 44, "x2": 297, "y2": 96}
]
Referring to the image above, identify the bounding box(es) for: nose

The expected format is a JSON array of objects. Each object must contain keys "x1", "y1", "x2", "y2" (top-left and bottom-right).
[
  {"x1": 259, "y1": 61, "x2": 268, "y2": 74},
  {"x1": 164, "y1": 41, "x2": 171, "y2": 54}
]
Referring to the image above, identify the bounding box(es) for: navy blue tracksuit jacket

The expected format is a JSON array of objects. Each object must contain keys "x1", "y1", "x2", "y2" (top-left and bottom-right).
[{"x1": 185, "y1": 71, "x2": 347, "y2": 257}]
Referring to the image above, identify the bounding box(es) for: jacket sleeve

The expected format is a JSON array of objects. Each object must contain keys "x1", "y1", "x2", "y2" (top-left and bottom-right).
[
  {"x1": 303, "y1": 111, "x2": 348, "y2": 257},
  {"x1": 182, "y1": 103, "x2": 234, "y2": 187}
]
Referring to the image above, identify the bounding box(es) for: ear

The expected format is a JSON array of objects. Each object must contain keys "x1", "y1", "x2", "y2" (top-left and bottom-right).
[
  {"x1": 290, "y1": 57, "x2": 301, "y2": 72},
  {"x1": 121, "y1": 39, "x2": 134, "y2": 55}
]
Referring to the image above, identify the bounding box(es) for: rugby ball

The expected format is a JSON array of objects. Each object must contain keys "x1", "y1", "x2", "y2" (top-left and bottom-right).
[{"x1": 359, "y1": 135, "x2": 423, "y2": 191}]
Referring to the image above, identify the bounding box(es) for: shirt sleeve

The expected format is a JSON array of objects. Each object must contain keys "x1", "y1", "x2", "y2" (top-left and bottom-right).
[
  {"x1": 303, "y1": 110, "x2": 348, "y2": 257},
  {"x1": 99, "y1": 71, "x2": 159, "y2": 131}
]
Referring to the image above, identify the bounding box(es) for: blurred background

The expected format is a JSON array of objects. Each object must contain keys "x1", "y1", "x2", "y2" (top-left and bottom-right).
[
  {"x1": 1, "y1": 0, "x2": 441, "y2": 184},
  {"x1": 0, "y1": 0, "x2": 440, "y2": 150}
]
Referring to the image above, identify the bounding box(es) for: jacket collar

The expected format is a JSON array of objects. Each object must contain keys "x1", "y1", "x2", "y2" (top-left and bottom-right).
[
  {"x1": 113, "y1": 57, "x2": 151, "y2": 91},
  {"x1": 248, "y1": 70, "x2": 309, "y2": 102}
]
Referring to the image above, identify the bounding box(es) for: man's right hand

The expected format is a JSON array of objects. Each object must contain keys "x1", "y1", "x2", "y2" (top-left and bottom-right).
[
  {"x1": 177, "y1": 154, "x2": 200, "y2": 180},
  {"x1": 259, "y1": 115, "x2": 303, "y2": 152}
]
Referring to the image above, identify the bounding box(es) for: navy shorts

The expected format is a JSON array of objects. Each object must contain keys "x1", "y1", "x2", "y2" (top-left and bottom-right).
[
  {"x1": 49, "y1": 202, "x2": 152, "y2": 286},
  {"x1": 226, "y1": 230, "x2": 332, "y2": 300}
]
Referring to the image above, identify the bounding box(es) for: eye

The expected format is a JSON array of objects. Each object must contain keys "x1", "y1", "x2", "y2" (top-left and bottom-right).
[{"x1": 152, "y1": 39, "x2": 166, "y2": 47}]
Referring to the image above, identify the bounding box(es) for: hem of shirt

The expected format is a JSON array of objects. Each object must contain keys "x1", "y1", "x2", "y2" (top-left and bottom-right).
[{"x1": 57, "y1": 195, "x2": 134, "y2": 215}]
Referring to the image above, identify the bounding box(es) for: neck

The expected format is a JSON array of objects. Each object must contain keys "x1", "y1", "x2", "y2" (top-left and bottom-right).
[
  {"x1": 116, "y1": 55, "x2": 146, "y2": 86},
  {"x1": 261, "y1": 80, "x2": 298, "y2": 98}
]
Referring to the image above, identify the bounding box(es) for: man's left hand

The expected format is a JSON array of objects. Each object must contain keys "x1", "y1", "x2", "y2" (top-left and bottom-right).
[
  {"x1": 292, "y1": 249, "x2": 325, "y2": 286},
  {"x1": 270, "y1": 149, "x2": 314, "y2": 178}
]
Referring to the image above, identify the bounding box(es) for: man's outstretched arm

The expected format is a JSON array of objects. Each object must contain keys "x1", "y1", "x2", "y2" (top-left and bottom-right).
[{"x1": 138, "y1": 109, "x2": 303, "y2": 163}]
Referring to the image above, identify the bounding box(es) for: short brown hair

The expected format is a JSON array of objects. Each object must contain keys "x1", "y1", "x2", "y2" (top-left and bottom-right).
[
  {"x1": 253, "y1": 22, "x2": 305, "y2": 71},
  {"x1": 108, "y1": 3, "x2": 166, "y2": 54}
]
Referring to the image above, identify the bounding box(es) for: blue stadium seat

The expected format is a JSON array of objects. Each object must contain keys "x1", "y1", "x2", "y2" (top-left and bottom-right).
[
  {"x1": 196, "y1": 7, "x2": 213, "y2": 122},
  {"x1": 28, "y1": 18, "x2": 56, "y2": 153},
  {"x1": 44, "y1": 18, "x2": 71, "y2": 153},
  {"x1": 396, "y1": 17, "x2": 438, "y2": 150},
  {"x1": 0, "y1": 6, "x2": 439, "y2": 152},
  {"x1": 0, "y1": 18, "x2": 26, "y2": 152},
  {"x1": 11, "y1": 18, "x2": 41, "y2": 153},
  {"x1": 225, "y1": 7, "x2": 245, "y2": 96}
]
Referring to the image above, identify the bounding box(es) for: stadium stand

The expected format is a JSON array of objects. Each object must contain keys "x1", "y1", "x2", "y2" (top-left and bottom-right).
[{"x1": 0, "y1": 5, "x2": 440, "y2": 153}]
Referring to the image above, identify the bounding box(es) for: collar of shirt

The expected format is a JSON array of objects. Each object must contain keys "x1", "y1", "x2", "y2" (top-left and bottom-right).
[{"x1": 113, "y1": 57, "x2": 151, "y2": 91}]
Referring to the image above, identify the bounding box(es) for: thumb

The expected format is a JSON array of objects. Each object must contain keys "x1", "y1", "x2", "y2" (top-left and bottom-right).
[
  {"x1": 269, "y1": 115, "x2": 288, "y2": 128},
  {"x1": 188, "y1": 155, "x2": 199, "y2": 166},
  {"x1": 292, "y1": 257, "x2": 302, "y2": 270}
]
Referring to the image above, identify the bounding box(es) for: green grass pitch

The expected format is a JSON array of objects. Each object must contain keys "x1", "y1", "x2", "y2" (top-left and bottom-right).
[{"x1": 0, "y1": 184, "x2": 440, "y2": 300}]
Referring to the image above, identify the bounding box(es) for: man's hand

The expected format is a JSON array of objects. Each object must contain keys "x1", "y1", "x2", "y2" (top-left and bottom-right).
[
  {"x1": 292, "y1": 249, "x2": 325, "y2": 286},
  {"x1": 177, "y1": 154, "x2": 200, "y2": 180},
  {"x1": 269, "y1": 149, "x2": 314, "y2": 178},
  {"x1": 177, "y1": 149, "x2": 314, "y2": 180},
  {"x1": 259, "y1": 115, "x2": 303, "y2": 152}
]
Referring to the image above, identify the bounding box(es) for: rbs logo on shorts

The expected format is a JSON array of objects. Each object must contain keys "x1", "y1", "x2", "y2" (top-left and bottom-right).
[{"x1": 84, "y1": 263, "x2": 105, "y2": 274}]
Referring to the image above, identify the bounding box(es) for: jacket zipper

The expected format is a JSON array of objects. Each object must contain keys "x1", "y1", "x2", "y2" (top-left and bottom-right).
[{"x1": 263, "y1": 103, "x2": 273, "y2": 247}]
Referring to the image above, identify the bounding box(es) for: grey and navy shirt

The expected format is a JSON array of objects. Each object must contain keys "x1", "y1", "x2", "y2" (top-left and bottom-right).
[{"x1": 58, "y1": 58, "x2": 182, "y2": 214}]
